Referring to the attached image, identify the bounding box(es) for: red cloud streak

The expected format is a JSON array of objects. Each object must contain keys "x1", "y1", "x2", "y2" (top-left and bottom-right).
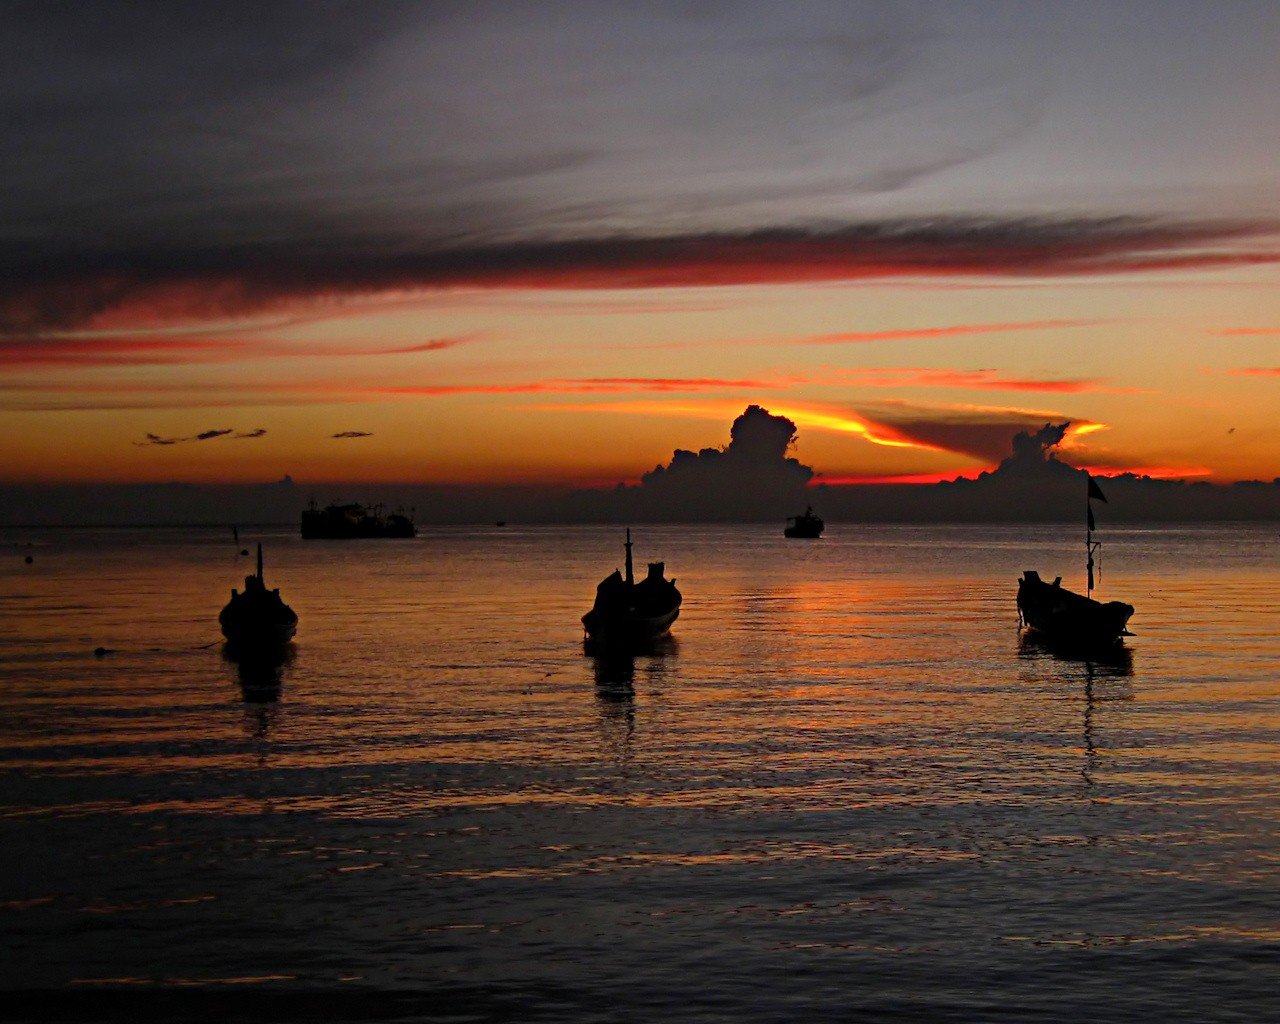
[
  {"x1": 815, "y1": 468, "x2": 995, "y2": 485},
  {"x1": 830, "y1": 367, "x2": 1132, "y2": 393},
  {"x1": 4, "y1": 217, "x2": 1276, "y2": 332},
  {"x1": 0, "y1": 334, "x2": 473, "y2": 369},
  {"x1": 800, "y1": 319, "x2": 1092, "y2": 344},
  {"x1": 376, "y1": 377, "x2": 787, "y2": 396}
]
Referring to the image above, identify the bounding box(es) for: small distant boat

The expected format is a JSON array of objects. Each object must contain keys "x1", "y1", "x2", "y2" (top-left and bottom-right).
[
  {"x1": 582, "y1": 530, "x2": 682, "y2": 648},
  {"x1": 1018, "y1": 475, "x2": 1134, "y2": 648},
  {"x1": 220, "y1": 544, "x2": 298, "y2": 649},
  {"x1": 300, "y1": 501, "x2": 416, "y2": 539},
  {"x1": 784, "y1": 506, "x2": 824, "y2": 538}
]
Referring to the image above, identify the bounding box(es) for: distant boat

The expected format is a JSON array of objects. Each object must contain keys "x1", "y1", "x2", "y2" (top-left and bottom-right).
[
  {"x1": 300, "y1": 501, "x2": 416, "y2": 539},
  {"x1": 219, "y1": 544, "x2": 298, "y2": 649},
  {"x1": 582, "y1": 529, "x2": 682, "y2": 649},
  {"x1": 784, "y1": 506, "x2": 824, "y2": 538},
  {"x1": 1017, "y1": 475, "x2": 1134, "y2": 648}
]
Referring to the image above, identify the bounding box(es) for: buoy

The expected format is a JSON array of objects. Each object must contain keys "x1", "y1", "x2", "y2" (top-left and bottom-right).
[{"x1": 24, "y1": 555, "x2": 33, "y2": 564}]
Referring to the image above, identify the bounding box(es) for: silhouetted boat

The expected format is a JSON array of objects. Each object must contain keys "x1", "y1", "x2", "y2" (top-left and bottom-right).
[
  {"x1": 219, "y1": 544, "x2": 298, "y2": 649},
  {"x1": 582, "y1": 530, "x2": 681, "y2": 649},
  {"x1": 300, "y1": 501, "x2": 416, "y2": 539},
  {"x1": 784, "y1": 506, "x2": 824, "y2": 538},
  {"x1": 1018, "y1": 475, "x2": 1134, "y2": 648}
]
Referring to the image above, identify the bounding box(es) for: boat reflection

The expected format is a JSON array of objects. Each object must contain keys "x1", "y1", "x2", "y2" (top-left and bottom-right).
[
  {"x1": 1019, "y1": 632, "x2": 1134, "y2": 789},
  {"x1": 223, "y1": 643, "x2": 294, "y2": 702},
  {"x1": 592, "y1": 651, "x2": 637, "y2": 690},
  {"x1": 589, "y1": 635, "x2": 677, "y2": 684},
  {"x1": 1017, "y1": 630, "x2": 1134, "y2": 677}
]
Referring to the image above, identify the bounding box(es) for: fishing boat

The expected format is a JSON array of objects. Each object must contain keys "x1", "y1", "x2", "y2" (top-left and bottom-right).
[
  {"x1": 219, "y1": 544, "x2": 298, "y2": 649},
  {"x1": 1017, "y1": 475, "x2": 1134, "y2": 648},
  {"x1": 582, "y1": 530, "x2": 681, "y2": 649},
  {"x1": 784, "y1": 506, "x2": 824, "y2": 538},
  {"x1": 300, "y1": 501, "x2": 416, "y2": 539}
]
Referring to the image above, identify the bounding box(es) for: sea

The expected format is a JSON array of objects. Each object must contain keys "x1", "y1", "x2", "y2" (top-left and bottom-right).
[{"x1": 1, "y1": 523, "x2": 1278, "y2": 1022}]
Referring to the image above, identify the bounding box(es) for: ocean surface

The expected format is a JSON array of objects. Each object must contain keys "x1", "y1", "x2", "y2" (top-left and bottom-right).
[{"x1": 1, "y1": 522, "x2": 1278, "y2": 1022}]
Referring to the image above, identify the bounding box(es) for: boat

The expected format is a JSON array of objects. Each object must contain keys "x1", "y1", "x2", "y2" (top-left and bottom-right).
[
  {"x1": 582, "y1": 530, "x2": 682, "y2": 649},
  {"x1": 1017, "y1": 475, "x2": 1134, "y2": 648},
  {"x1": 219, "y1": 544, "x2": 298, "y2": 650},
  {"x1": 784, "y1": 506, "x2": 824, "y2": 538},
  {"x1": 300, "y1": 501, "x2": 416, "y2": 539}
]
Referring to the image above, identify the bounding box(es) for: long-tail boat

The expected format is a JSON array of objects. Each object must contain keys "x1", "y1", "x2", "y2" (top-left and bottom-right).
[
  {"x1": 582, "y1": 530, "x2": 681, "y2": 649},
  {"x1": 219, "y1": 544, "x2": 298, "y2": 649},
  {"x1": 1017, "y1": 475, "x2": 1134, "y2": 648}
]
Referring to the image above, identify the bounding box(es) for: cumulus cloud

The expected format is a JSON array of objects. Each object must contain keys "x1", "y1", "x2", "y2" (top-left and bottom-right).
[
  {"x1": 578, "y1": 405, "x2": 814, "y2": 520},
  {"x1": 1007, "y1": 421, "x2": 1070, "y2": 466}
]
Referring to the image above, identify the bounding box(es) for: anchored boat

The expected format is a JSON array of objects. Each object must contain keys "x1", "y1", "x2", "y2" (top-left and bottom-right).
[
  {"x1": 301, "y1": 501, "x2": 416, "y2": 539},
  {"x1": 784, "y1": 505, "x2": 824, "y2": 538},
  {"x1": 1017, "y1": 475, "x2": 1134, "y2": 649},
  {"x1": 582, "y1": 530, "x2": 681, "y2": 649},
  {"x1": 219, "y1": 544, "x2": 298, "y2": 650}
]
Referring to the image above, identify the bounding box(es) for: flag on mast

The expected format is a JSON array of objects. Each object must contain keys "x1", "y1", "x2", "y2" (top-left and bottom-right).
[
  {"x1": 1087, "y1": 475, "x2": 1108, "y2": 503},
  {"x1": 1087, "y1": 505, "x2": 1096, "y2": 532}
]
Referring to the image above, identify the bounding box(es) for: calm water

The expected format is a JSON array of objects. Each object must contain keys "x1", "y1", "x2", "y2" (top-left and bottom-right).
[{"x1": 1, "y1": 523, "x2": 1278, "y2": 1022}]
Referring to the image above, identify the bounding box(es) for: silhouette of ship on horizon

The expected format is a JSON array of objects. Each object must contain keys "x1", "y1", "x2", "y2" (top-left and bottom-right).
[
  {"x1": 784, "y1": 505, "x2": 824, "y2": 538},
  {"x1": 219, "y1": 543, "x2": 298, "y2": 651},
  {"x1": 582, "y1": 529, "x2": 682, "y2": 652},
  {"x1": 1018, "y1": 474, "x2": 1135, "y2": 650},
  {"x1": 300, "y1": 500, "x2": 416, "y2": 539}
]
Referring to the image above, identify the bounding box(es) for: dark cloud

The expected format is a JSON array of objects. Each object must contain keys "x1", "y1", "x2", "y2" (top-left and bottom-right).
[
  {"x1": 1007, "y1": 422, "x2": 1070, "y2": 467},
  {"x1": 572, "y1": 405, "x2": 814, "y2": 520},
  {"x1": 0, "y1": 2, "x2": 415, "y2": 270},
  {"x1": 858, "y1": 405, "x2": 1079, "y2": 463},
  {"x1": 2, "y1": 216, "x2": 1276, "y2": 333},
  {"x1": 133, "y1": 426, "x2": 262, "y2": 446},
  {"x1": 331, "y1": 430, "x2": 372, "y2": 439}
]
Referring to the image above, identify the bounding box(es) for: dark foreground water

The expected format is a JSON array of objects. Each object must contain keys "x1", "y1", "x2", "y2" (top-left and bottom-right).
[{"x1": 1, "y1": 523, "x2": 1278, "y2": 1022}]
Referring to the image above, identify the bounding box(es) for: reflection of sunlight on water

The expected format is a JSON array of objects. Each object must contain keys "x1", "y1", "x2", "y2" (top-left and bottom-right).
[{"x1": 2, "y1": 524, "x2": 1280, "y2": 1006}]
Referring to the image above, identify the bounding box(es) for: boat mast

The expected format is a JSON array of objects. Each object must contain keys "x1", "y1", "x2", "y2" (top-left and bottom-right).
[
  {"x1": 256, "y1": 543, "x2": 264, "y2": 583},
  {"x1": 1085, "y1": 474, "x2": 1105, "y2": 598},
  {"x1": 624, "y1": 528, "x2": 634, "y2": 586}
]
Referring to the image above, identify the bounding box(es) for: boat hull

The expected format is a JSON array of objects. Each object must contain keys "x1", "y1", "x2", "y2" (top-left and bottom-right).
[
  {"x1": 301, "y1": 505, "x2": 416, "y2": 539},
  {"x1": 219, "y1": 594, "x2": 298, "y2": 651},
  {"x1": 582, "y1": 604, "x2": 680, "y2": 648},
  {"x1": 220, "y1": 620, "x2": 297, "y2": 648},
  {"x1": 1017, "y1": 570, "x2": 1133, "y2": 648},
  {"x1": 784, "y1": 512, "x2": 824, "y2": 538}
]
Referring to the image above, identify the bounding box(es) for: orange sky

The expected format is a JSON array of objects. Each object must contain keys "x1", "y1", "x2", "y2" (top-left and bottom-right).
[{"x1": 3, "y1": 257, "x2": 1279, "y2": 487}]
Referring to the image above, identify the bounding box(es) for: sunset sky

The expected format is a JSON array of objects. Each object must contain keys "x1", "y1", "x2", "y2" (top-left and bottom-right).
[{"x1": 3, "y1": 1, "x2": 1280, "y2": 493}]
